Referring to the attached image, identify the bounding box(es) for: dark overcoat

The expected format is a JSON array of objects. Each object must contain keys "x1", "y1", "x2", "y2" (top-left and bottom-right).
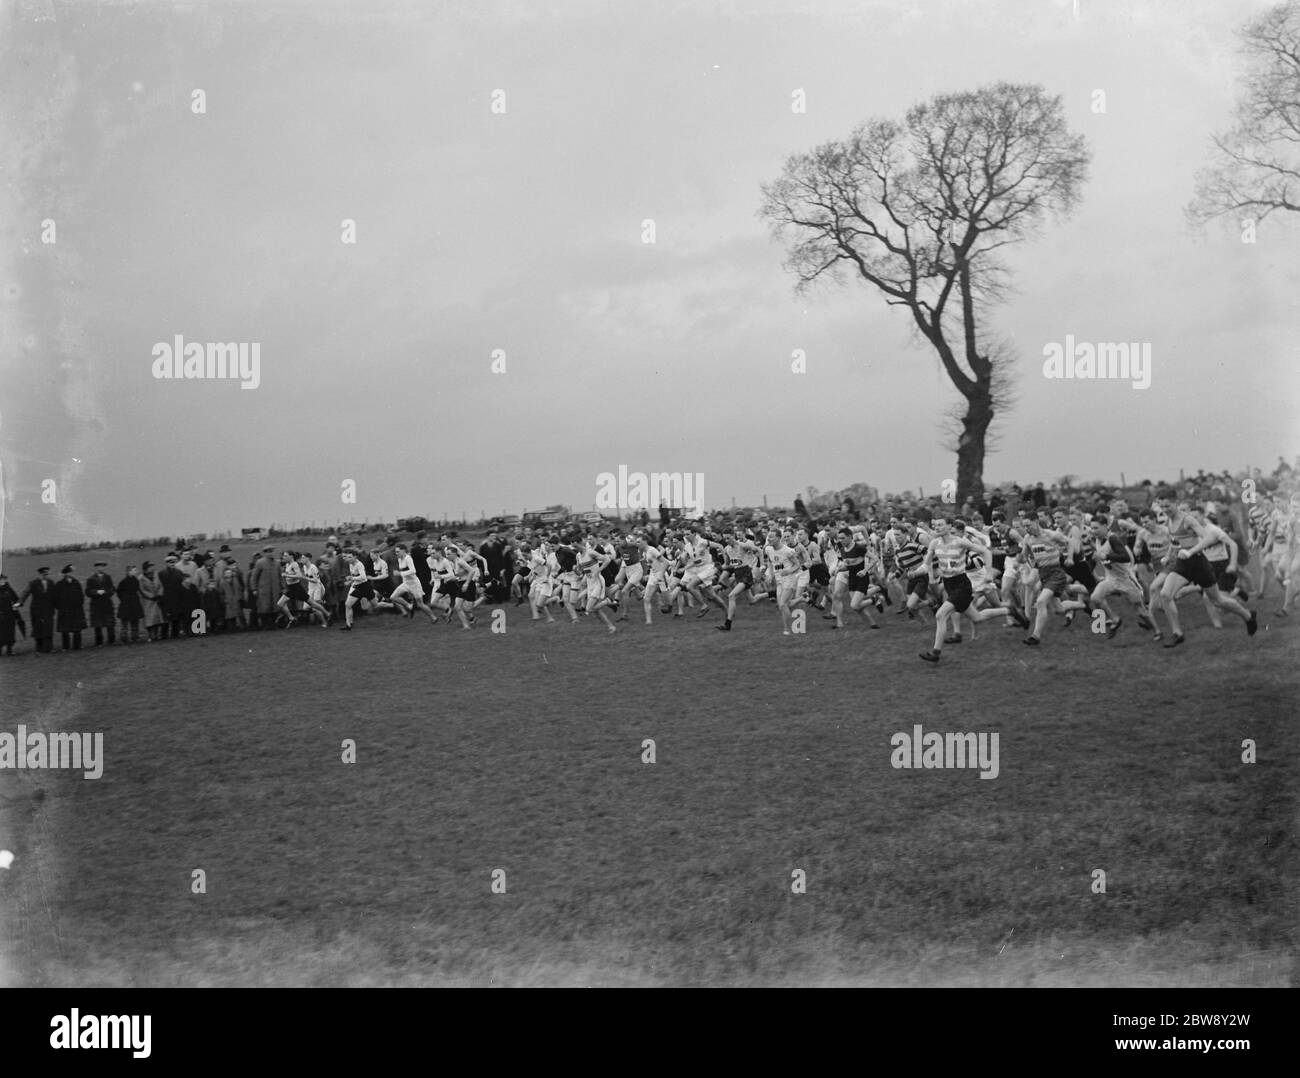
[
  {"x1": 54, "y1": 577, "x2": 87, "y2": 632},
  {"x1": 86, "y1": 571, "x2": 116, "y2": 627},
  {"x1": 21, "y1": 577, "x2": 55, "y2": 637},
  {"x1": 0, "y1": 583, "x2": 21, "y2": 646},
  {"x1": 116, "y1": 575, "x2": 144, "y2": 622},
  {"x1": 157, "y1": 566, "x2": 190, "y2": 620}
]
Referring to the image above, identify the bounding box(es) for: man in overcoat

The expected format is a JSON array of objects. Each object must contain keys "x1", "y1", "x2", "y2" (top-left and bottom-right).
[
  {"x1": 86, "y1": 560, "x2": 117, "y2": 645},
  {"x1": 157, "y1": 553, "x2": 190, "y2": 639},
  {"x1": 116, "y1": 566, "x2": 144, "y2": 643},
  {"x1": 247, "y1": 546, "x2": 282, "y2": 629},
  {"x1": 53, "y1": 564, "x2": 87, "y2": 651},
  {"x1": 20, "y1": 567, "x2": 56, "y2": 653},
  {"x1": 0, "y1": 573, "x2": 22, "y2": 655}
]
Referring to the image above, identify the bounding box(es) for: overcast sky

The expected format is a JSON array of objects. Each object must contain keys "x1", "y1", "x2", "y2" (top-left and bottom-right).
[{"x1": 1, "y1": 0, "x2": 1296, "y2": 547}]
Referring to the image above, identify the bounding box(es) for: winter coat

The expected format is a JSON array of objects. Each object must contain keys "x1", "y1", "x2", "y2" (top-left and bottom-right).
[
  {"x1": 115, "y1": 575, "x2": 144, "y2": 622},
  {"x1": 138, "y1": 574, "x2": 163, "y2": 628},
  {"x1": 248, "y1": 555, "x2": 281, "y2": 615},
  {"x1": 326, "y1": 554, "x2": 349, "y2": 604},
  {"x1": 157, "y1": 566, "x2": 190, "y2": 620},
  {"x1": 54, "y1": 577, "x2": 87, "y2": 632},
  {"x1": 219, "y1": 577, "x2": 243, "y2": 619},
  {"x1": 201, "y1": 581, "x2": 224, "y2": 626},
  {"x1": 86, "y1": 571, "x2": 116, "y2": 627},
  {"x1": 21, "y1": 577, "x2": 55, "y2": 637},
  {"x1": 220, "y1": 560, "x2": 246, "y2": 594},
  {"x1": 0, "y1": 583, "x2": 20, "y2": 646}
]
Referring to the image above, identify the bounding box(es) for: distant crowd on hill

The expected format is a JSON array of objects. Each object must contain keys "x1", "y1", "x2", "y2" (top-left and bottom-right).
[{"x1": 7, "y1": 461, "x2": 1294, "y2": 561}]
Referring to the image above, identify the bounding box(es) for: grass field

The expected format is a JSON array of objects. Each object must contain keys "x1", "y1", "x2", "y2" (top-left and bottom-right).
[{"x1": 1, "y1": 541, "x2": 1297, "y2": 986}]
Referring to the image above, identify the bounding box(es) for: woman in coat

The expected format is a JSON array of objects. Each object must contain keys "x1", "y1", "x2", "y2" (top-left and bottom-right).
[
  {"x1": 53, "y1": 565, "x2": 87, "y2": 650},
  {"x1": 116, "y1": 566, "x2": 145, "y2": 643}
]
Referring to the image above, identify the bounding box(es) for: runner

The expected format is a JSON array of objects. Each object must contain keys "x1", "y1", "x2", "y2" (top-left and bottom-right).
[
  {"x1": 338, "y1": 550, "x2": 375, "y2": 631},
  {"x1": 919, "y1": 517, "x2": 1026, "y2": 663},
  {"x1": 1087, "y1": 516, "x2": 1153, "y2": 638},
  {"x1": 1159, "y1": 502, "x2": 1257, "y2": 646},
  {"x1": 767, "y1": 530, "x2": 804, "y2": 636},
  {"x1": 716, "y1": 529, "x2": 765, "y2": 631},
  {"x1": 576, "y1": 538, "x2": 618, "y2": 633},
  {"x1": 390, "y1": 543, "x2": 440, "y2": 623},
  {"x1": 1020, "y1": 514, "x2": 1090, "y2": 647}
]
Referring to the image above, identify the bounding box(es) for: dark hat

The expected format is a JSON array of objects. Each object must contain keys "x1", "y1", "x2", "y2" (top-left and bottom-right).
[
  {"x1": 61, "y1": 564, "x2": 74, "y2": 574},
  {"x1": 142, "y1": 561, "x2": 153, "y2": 571},
  {"x1": 94, "y1": 560, "x2": 107, "y2": 567},
  {"x1": 37, "y1": 566, "x2": 50, "y2": 573},
  {"x1": 262, "y1": 545, "x2": 275, "y2": 553},
  {"x1": 219, "y1": 544, "x2": 231, "y2": 553}
]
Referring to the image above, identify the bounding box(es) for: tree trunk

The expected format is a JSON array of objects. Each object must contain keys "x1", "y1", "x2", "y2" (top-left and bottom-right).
[{"x1": 956, "y1": 381, "x2": 993, "y2": 506}]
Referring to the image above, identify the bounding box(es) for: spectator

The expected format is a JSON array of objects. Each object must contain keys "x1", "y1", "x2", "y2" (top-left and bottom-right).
[
  {"x1": 21, "y1": 565, "x2": 56, "y2": 654},
  {"x1": 177, "y1": 549, "x2": 202, "y2": 627},
  {"x1": 227, "y1": 549, "x2": 247, "y2": 598},
  {"x1": 116, "y1": 566, "x2": 144, "y2": 643},
  {"x1": 197, "y1": 556, "x2": 224, "y2": 632},
  {"x1": 86, "y1": 561, "x2": 117, "y2": 646},
  {"x1": 247, "y1": 546, "x2": 281, "y2": 630},
  {"x1": 139, "y1": 562, "x2": 163, "y2": 641},
  {"x1": 479, "y1": 528, "x2": 507, "y2": 594},
  {"x1": 54, "y1": 564, "x2": 87, "y2": 651},
  {"x1": 219, "y1": 567, "x2": 244, "y2": 631},
  {"x1": 411, "y1": 533, "x2": 432, "y2": 599},
  {"x1": 0, "y1": 573, "x2": 20, "y2": 656},
  {"x1": 157, "y1": 553, "x2": 191, "y2": 639}
]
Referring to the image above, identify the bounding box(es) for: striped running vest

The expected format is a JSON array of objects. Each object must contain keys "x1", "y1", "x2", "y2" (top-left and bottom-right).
[
  {"x1": 1027, "y1": 535, "x2": 1063, "y2": 569},
  {"x1": 895, "y1": 541, "x2": 926, "y2": 576}
]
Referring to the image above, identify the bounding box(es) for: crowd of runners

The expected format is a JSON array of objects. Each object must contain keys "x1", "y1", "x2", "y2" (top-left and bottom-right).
[{"x1": 2, "y1": 485, "x2": 1296, "y2": 661}]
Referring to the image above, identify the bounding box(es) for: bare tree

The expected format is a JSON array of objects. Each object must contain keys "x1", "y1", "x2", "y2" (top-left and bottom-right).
[
  {"x1": 759, "y1": 82, "x2": 1090, "y2": 503},
  {"x1": 1189, "y1": 1, "x2": 1300, "y2": 226}
]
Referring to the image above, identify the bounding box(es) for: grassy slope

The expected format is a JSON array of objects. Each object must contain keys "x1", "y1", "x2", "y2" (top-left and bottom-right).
[{"x1": 0, "y1": 546, "x2": 1295, "y2": 986}]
